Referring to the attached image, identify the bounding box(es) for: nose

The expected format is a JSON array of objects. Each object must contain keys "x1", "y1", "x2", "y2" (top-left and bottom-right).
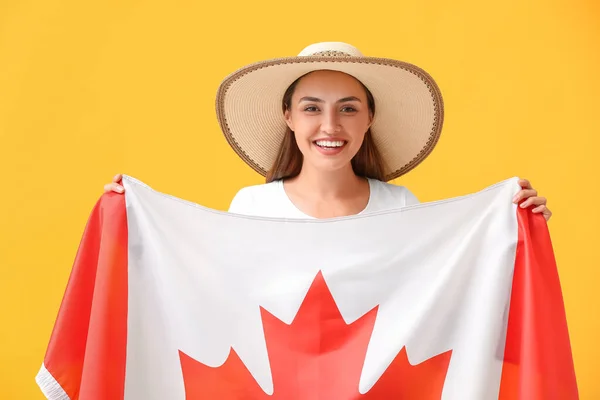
[{"x1": 320, "y1": 109, "x2": 341, "y2": 134}]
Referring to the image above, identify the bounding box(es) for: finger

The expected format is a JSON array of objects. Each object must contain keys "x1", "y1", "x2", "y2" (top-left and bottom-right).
[
  {"x1": 520, "y1": 196, "x2": 546, "y2": 208},
  {"x1": 533, "y1": 205, "x2": 553, "y2": 221},
  {"x1": 513, "y1": 188, "x2": 538, "y2": 203},
  {"x1": 518, "y1": 178, "x2": 532, "y2": 189},
  {"x1": 113, "y1": 173, "x2": 122, "y2": 183},
  {"x1": 104, "y1": 182, "x2": 124, "y2": 193}
]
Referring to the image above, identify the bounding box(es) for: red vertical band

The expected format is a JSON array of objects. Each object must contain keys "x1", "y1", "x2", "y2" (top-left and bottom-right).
[
  {"x1": 499, "y1": 207, "x2": 578, "y2": 399},
  {"x1": 42, "y1": 192, "x2": 128, "y2": 399}
]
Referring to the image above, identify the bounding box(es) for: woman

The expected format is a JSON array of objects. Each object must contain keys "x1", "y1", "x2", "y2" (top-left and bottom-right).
[{"x1": 105, "y1": 42, "x2": 552, "y2": 221}]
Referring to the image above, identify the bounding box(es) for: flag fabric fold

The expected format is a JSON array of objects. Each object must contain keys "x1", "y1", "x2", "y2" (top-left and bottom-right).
[
  {"x1": 36, "y1": 191, "x2": 128, "y2": 399},
  {"x1": 36, "y1": 176, "x2": 578, "y2": 399}
]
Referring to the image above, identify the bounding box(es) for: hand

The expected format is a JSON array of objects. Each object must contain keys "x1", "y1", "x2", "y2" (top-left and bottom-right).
[
  {"x1": 104, "y1": 173, "x2": 125, "y2": 194},
  {"x1": 513, "y1": 178, "x2": 552, "y2": 221}
]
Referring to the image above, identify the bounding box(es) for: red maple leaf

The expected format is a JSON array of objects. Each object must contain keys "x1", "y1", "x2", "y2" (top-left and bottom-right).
[{"x1": 179, "y1": 271, "x2": 452, "y2": 399}]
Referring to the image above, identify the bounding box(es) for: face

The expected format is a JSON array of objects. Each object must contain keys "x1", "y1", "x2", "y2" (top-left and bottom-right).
[{"x1": 284, "y1": 70, "x2": 373, "y2": 173}]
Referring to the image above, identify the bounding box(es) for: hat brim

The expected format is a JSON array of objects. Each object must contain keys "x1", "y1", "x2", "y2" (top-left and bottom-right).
[{"x1": 216, "y1": 56, "x2": 444, "y2": 181}]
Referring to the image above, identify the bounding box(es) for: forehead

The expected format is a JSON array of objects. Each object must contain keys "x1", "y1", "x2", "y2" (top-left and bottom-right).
[{"x1": 293, "y1": 70, "x2": 367, "y2": 98}]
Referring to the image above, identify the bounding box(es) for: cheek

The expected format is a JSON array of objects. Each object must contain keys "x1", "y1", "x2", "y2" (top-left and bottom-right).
[
  {"x1": 289, "y1": 120, "x2": 314, "y2": 153},
  {"x1": 291, "y1": 117, "x2": 317, "y2": 140},
  {"x1": 346, "y1": 119, "x2": 369, "y2": 140}
]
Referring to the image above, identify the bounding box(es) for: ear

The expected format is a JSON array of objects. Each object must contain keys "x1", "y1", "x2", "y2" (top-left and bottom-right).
[
  {"x1": 367, "y1": 110, "x2": 374, "y2": 129},
  {"x1": 284, "y1": 109, "x2": 294, "y2": 131}
]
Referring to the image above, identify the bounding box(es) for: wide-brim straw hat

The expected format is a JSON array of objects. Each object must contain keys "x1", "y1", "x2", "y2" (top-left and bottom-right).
[{"x1": 216, "y1": 42, "x2": 444, "y2": 181}]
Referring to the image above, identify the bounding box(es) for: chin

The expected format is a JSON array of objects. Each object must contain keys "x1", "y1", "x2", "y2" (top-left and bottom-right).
[{"x1": 308, "y1": 158, "x2": 354, "y2": 173}]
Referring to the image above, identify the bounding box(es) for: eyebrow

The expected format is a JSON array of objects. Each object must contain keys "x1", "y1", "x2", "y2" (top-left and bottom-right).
[{"x1": 298, "y1": 96, "x2": 362, "y2": 103}]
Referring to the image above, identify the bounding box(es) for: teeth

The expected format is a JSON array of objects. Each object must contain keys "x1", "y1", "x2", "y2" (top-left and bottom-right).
[{"x1": 315, "y1": 140, "x2": 345, "y2": 148}]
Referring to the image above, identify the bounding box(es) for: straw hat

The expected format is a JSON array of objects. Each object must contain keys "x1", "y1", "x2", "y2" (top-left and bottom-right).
[{"x1": 215, "y1": 42, "x2": 444, "y2": 181}]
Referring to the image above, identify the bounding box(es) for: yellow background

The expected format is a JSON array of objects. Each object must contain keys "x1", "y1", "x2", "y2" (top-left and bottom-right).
[{"x1": 1, "y1": 0, "x2": 598, "y2": 398}]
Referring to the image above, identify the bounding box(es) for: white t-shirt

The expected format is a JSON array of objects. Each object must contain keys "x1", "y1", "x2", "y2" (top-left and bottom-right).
[{"x1": 228, "y1": 178, "x2": 419, "y2": 218}]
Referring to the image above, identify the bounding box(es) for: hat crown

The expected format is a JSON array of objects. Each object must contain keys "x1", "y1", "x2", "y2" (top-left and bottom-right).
[{"x1": 297, "y1": 42, "x2": 364, "y2": 57}]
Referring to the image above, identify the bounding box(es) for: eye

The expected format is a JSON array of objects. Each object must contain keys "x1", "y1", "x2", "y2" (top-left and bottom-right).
[
  {"x1": 303, "y1": 106, "x2": 319, "y2": 112},
  {"x1": 341, "y1": 106, "x2": 357, "y2": 113}
]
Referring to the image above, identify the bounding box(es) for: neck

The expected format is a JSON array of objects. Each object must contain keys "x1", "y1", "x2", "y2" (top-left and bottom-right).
[{"x1": 289, "y1": 163, "x2": 364, "y2": 199}]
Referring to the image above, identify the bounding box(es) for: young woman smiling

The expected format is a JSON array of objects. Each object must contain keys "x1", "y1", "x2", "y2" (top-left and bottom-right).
[{"x1": 104, "y1": 42, "x2": 552, "y2": 221}]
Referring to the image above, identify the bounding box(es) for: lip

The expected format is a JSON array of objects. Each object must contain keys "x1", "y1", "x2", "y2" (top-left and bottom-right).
[
  {"x1": 312, "y1": 138, "x2": 348, "y2": 156},
  {"x1": 312, "y1": 137, "x2": 347, "y2": 142}
]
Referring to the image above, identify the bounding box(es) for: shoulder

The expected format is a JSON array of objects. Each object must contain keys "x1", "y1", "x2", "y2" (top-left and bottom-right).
[
  {"x1": 367, "y1": 179, "x2": 420, "y2": 209},
  {"x1": 228, "y1": 181, "x2": 284, "y2": 215}
]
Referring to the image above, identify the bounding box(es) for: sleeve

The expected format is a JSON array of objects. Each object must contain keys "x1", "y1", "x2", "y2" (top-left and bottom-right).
[
  {"x1": 228, "y1": 187, "x2": 253, "y2": 214},
  {"x1": 403, "y1": 187, "x2": 420, "y2": 206}
]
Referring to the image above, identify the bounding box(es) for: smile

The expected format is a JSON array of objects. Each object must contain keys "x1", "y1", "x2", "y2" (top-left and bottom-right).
[
  {"x1": 312, "y1": 139, "x2": 347, "y2": 155},
  {"x1": 314, "y1": 140, "x2": 346, "y2": 148}
]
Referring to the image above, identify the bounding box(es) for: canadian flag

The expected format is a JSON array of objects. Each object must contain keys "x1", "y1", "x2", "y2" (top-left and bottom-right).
[{"x1": 36, "y1": 176, "x2": 578, "y2": 399}]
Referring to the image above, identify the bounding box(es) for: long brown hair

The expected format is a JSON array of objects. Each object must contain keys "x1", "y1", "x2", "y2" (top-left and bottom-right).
[{"x1": 265, "y1": 72, "x2": 386, "y2": 183}]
